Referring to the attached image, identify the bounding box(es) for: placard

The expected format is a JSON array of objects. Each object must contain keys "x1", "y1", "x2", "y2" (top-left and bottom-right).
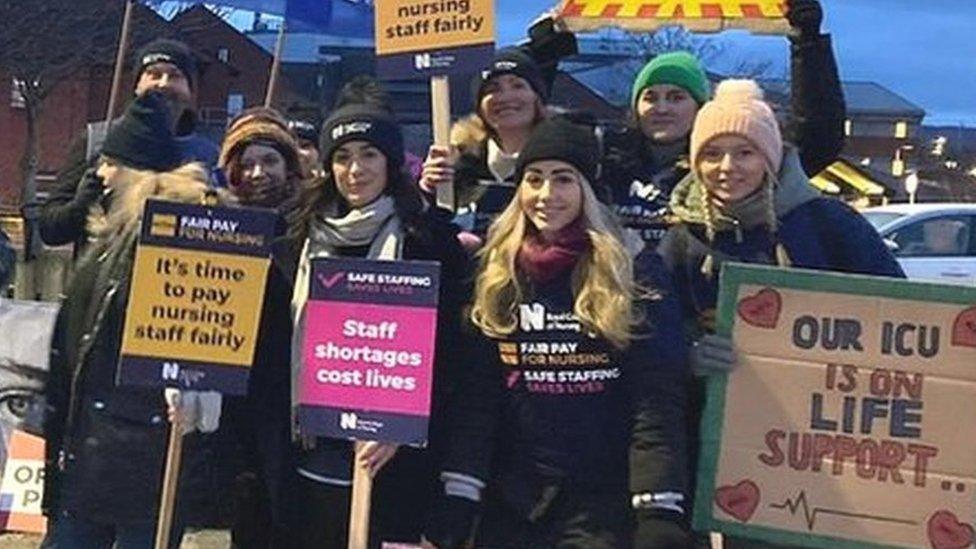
[
  {"x1": 298, "y1": 257, "x2": 440, "y2": 446},
  {"x1": 375, "y1": 0, "x2": 495, "y2": 78},
  {"x1": 117, "y1": 199, "x2": 277, "y2": 394},
  {"x1": 695, "y1": 263, "x2": 976, "y2": 549}
]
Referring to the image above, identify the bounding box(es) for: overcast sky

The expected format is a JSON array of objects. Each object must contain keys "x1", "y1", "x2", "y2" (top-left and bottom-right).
[{"x1": 495, "y1": 0, "x2": 976, "y2": 126}]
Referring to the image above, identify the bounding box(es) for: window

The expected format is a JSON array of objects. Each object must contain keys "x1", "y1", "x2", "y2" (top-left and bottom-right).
[
  {"x1": 895, "y1": 121, "x2": 908, "y2": 139},
  {"x1": 889, "y1": 215, "x2": 973, "y2": 257},
  {"x1": 226, "y1": 93, "x2": 244, "y2": 119},
  {"x1": 844, "y1": 119, "x2": 852, "y2": 137},
  {"x1": 10, "y1": 78, "x2": 25, "y2": 109},
  {"x1": 218, "y1": 48, "x2": 229, "y2": 63}
]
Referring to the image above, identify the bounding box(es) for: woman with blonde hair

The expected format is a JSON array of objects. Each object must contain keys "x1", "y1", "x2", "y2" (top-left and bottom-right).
[
  {"x1": 42, "y1": 91, "x2": 228, "y2": 548},
  {"x1": 424, "y1": 118, "x2": 692, "y2": 548},
  {"x1": 659, "y1": 79, "x2": 904, "y2": 373}
]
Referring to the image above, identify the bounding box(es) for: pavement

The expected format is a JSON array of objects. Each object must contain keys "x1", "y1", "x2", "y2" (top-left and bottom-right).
[{"x1": 0, "y1": 529, "x2": 231, "y2": 548}]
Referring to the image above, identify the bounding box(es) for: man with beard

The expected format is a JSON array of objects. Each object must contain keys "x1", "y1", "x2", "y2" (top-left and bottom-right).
[{"x1": 39, "y1": 38, "x2": 219, "y2": 252}]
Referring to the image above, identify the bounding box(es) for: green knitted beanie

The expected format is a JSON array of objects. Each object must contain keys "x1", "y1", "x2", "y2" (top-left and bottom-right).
[{"x1": 631, "y1": 51, "x2": 710, "y2": 108}]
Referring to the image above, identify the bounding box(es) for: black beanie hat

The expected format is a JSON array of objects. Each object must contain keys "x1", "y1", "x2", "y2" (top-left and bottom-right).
[
  {"x1": 101, "y1": 91, "x2": 182, "y2": 171},
  {"x1": 133, "y1": 39, "x2": 197, "y2": 90},
  {"x1": 319, "y1": 103, "x2": 404, "y2": 173},
  {"x1": 474, "y1": 47, "x2": 548, "y2": 108},
  {"x1": 515, "y1": 118, "x2": 600, "y2": 187},
  {"x1": 288, "y1": 119, "x2": 320, "y2": 145}
]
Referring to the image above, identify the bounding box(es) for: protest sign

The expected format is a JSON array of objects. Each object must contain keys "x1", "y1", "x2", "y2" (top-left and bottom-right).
[
  {"x1": 694, "y1": 263, "x2": 976, "y2": 548},
  {"x1": 298, "y1": 257, "x2": 440, "y2": 447},
  {"x1": 557, "y1": 0, "x2": 789, "y2": 34},
  {"x1": 0, "y1": 430, "x2": 46, "y2": 534},
  {"x1": 374, "y1": 0, "x2": 494, "y2": 79},
  {"x1": 118, "y1": 199, "x2": 277, "y2": 395}
]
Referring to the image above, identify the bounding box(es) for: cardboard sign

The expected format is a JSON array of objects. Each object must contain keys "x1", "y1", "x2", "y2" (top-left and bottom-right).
[
  {"x1": 694, "y1": 263, "x2": 976, "y2": 548},
  {"x1": 117, "y1": 199, "x2": 277, "y2": 395},
  {"x1": 374, "y1": 0, "x2": 495, "y2": 78},
  {"x1": 298, "y1": 257, "x2": 440, "y2": 446},
  {"x1": 558, "y1": 0, "x2": 789, "y2": 33},
  {"x1": 0, "y1": 430, "x2": 46, "y2": 534}
]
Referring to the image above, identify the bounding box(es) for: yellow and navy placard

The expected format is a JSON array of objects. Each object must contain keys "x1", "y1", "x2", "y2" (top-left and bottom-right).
[
  {"x1": 558, "y1": 0, "x2": 789, "y2": 34},
  {"x1": 117, "y1": 199, "x2": 278, "y2": 395},
  {"x1": 374, "y1": 0, "x2": 495, "y2": 78}
]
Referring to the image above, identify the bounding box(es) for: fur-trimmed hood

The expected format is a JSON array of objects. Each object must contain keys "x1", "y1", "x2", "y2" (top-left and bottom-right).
[{"x1": 86, "y1": 162, "x2": 234, "y2": 242}]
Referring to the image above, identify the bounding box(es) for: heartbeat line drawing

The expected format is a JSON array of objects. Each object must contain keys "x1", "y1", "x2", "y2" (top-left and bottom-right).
[{"x1": 770, "y1": 491, "x2": 918, "y2": 531}]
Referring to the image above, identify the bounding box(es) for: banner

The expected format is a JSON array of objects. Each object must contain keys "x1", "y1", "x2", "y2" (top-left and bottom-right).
[
  {"x1": 152, "y1": 1, "x2": 374, "y2": 38},
  {"x1": 298, "y1": 257, "x2": 440, "y2": 446},
  {"x1": 117, "y1": 200, "x2": 277, "y2": 395},
  {"x1": 694, "y1": 264, "x2": 976, "y2": 548},
  {"x1": 374, "y1": 0, "x2": 495, "y2": 78},
  {"x1": 557, "y1": 0, "x2": 789, "y2": 34}
]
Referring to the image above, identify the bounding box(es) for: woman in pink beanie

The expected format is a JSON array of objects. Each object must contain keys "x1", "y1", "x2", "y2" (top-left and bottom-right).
[
  {"x1": 658, "y1": 77, "x2": 905, "y2": 547},
  {"x1": 661, "y1": 77, "x2": 904, "y2": 369}
]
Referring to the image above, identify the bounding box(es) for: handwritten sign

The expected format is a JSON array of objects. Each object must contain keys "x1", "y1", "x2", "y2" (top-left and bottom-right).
[
  {"x1": 298, "y1": 257, "x2": 440, "y2": 446},
  {"x1": 694, "y1": 264, "x2": 976, "y2": 548},
  {"x1": 117, "y1": 199, "x2": 277, "y2": 394}
]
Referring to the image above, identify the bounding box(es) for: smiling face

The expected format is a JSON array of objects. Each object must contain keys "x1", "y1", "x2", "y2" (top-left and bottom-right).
[
  {"x1": 232, "y1": 143, "x2": 289, "y2": 207},
  {"x1": 696, "y1": 135, "x2": 769, "y2": 205},
  {"x1": 479, "y1": 74, "x2": 542, "y2": 135},
  {"x1": 135, "y1": 62, "x2": 192, "y2": 107},
  {"x1": 331, "y1": 140, "x2": 388, "y2": 208},
  {"x1": 636, "y1": 83, "x2": 699, "y2": 144},
  {"x1": 519, "y1": 159, "x2": 584, "y2": 240}
]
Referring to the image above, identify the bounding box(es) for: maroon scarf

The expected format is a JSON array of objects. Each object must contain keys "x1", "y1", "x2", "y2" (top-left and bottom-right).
[{"x1": 517, "y1": 220, "x2": 591, "y2": 284}]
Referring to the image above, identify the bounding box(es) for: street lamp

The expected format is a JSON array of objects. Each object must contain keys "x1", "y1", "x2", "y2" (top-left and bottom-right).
[
  {"x1": 893, "y1": 144, "x2": 914, "y2": 177},
  {"x1": 905, "y1": 172, "x2": 919, "y2": 204}
]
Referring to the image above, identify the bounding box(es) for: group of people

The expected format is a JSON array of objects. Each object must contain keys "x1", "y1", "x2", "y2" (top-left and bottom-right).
[{"x1": 37, "y1": 1, "x2": 906, "y2": 548}]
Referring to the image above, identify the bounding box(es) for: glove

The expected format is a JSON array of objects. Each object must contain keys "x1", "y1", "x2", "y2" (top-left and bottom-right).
[
  {"x1": 526, "y1": 15, "x2": 578, "y2": 63},
  {"x1": 164, "y1": 388, "x2": 223, "y2": 435},
  {"x1": 785, "y1": 0, "x2": 823, "y2": 38},
  {"x1": 423, "y1": 495, "x2": 479, "y2": 549},
  {"x1": 634, "y1": 511, "x2": 693, "y2": 549},
  {"x1": 74, "y1": 168, "x2": 105, "y2": 205},
  {"x1": 690, "y1": 333, "x2": 736, "y2": 376}
]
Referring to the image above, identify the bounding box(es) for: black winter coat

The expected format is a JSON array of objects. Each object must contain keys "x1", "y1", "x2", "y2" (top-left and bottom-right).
[
  {"x1": 242, "y1": 206, "x2": 475, "y2": 534},
  {"x1": 42, "y1": 228, "x2": 220, "y2": 525},
  {"x1": 601, "y1": 32, "x2": 846, "y2": 249},
  {"x1": 442, "y1": 250, "x2": 690, "y2": 521}
]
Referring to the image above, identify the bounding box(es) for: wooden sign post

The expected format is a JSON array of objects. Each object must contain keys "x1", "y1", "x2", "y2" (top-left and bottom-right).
[
  {"x1": 298, "y1": 258, "x2": 442, "y2": 548},
  {"x1": 115, "y1": 199, "x2": 278, "y2": 548}
]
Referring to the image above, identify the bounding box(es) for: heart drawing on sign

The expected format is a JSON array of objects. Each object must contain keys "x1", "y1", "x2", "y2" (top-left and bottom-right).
[
  {"x1": 714, "y1": 480, "x2": 760, "y2": 523},
  {"x1": 928, "y1": 510, "x2": 974, "y2": 549},
  {"x1": 736, "y1": 288, "x2": 782, "y2": 329},
  {"x1": 951, "y1": 306, "x2": 976, "y2": 348}
]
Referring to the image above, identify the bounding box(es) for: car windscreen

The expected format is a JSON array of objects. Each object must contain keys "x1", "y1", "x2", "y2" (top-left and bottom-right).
[{"x1": 862, "y1": 211, "x2": 906, "y2": 231}]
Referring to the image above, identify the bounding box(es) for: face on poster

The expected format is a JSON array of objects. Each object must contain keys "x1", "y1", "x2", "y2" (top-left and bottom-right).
[
  {"x1": 299, "y1": 257, "x2": 440, "y2": 446},
  {"x1": 696, "y1": 264, "x2": 976, "y2": 549}
]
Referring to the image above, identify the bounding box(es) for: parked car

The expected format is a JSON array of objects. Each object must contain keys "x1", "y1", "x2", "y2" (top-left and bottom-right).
[{"x1": 862, "y1": 203, "x2": 976, "y2": 285}]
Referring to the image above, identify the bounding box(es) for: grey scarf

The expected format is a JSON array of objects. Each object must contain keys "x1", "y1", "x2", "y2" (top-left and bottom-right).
[{"x1": 290, "y1": 195, "x2": 404, "y2": 419}]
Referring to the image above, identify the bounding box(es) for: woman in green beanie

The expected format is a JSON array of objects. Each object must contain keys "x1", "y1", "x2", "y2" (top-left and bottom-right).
[{"x1": 601, "y1": 0, "x2": 845, "y2": 251}]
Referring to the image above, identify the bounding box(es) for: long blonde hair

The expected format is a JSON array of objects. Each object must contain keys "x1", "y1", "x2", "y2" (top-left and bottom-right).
[{"x1": 470, "y1": 174, "x2": 642, "y2": 349}]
